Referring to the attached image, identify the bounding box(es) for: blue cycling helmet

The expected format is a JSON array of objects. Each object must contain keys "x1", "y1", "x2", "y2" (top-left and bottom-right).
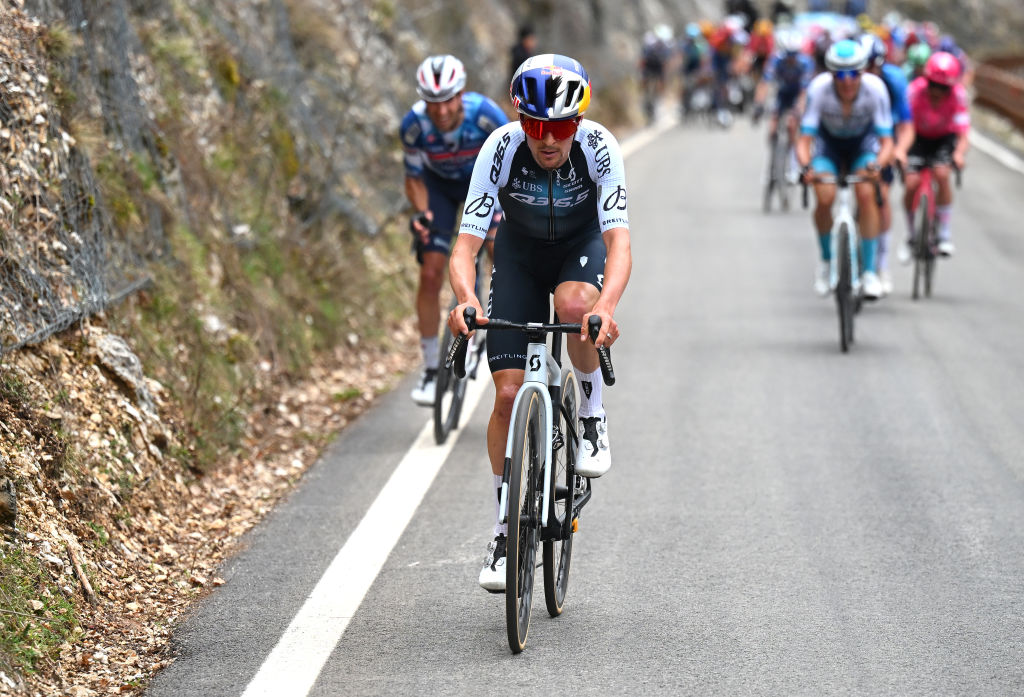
[
  {"x1": 510, "y1": 54, "x2": 591, "y2": 120},
  {"x1": 937, "y1": 35, "x2": 959, "y2": 55},
  {"x1": 685, "y1": 22, "x2": 701, "y2": 39}
]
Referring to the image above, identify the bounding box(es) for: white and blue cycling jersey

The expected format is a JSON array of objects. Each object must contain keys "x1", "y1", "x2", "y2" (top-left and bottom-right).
[
  {"x1": 800, "y1": 71, "x2": 893, "y2": 141},
  {"x1": 400, "y1": 92, "x2": 508, "y2": 182},
  {"x1": 801, "y1": 72, "x2": 893, "y2": 173}
]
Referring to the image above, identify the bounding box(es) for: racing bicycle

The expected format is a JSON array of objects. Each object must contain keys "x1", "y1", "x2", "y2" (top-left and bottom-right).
[
  {"x1": 412, "y1": 214, "x2": 490, "y2": 445},
  {"x1": 762, "y1": 109, "x2": 797, "y2": 213},
  {"x1": 803, "y1": 172, "x2": 882, "y2": 353},
  {"x1": 446, "y1": 307, "x2": 615, "y2": 653},
  {"x1": 901, "y1": 161, "x2": 962, "y2": 300}
]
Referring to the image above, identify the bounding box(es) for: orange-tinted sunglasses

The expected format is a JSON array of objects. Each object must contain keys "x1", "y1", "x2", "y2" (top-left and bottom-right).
[{"x1": 520, "y1": 115, "x2": 581, "y2": 141}]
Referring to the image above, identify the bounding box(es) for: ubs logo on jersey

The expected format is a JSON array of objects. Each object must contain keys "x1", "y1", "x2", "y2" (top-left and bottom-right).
[
  {"x1": 511, "y1": 178, "x2": 543, "y2": 193},
  {"x1": 593, "y1": 144, "x2": 613, "y2": 176},
  {"x1": 521, "y1": 166, "x2": 535, "y2": 177}
]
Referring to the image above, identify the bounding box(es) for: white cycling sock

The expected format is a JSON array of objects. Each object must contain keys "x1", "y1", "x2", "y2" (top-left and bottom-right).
[
  {"x1": 573, "y1": 366, "x2": 604, "y2": 419},
  {"x1": 877, "y1": 230, "x2": 890, "y2": 271},
  {"x1": 420, "y1": 336, "x2": 439, "y2": 370},
  {"x1": 493, "y1": 474, "x2": 507, "y2": 537},
  {"x1": 936, "y1": 204, "x2": 953, "y2": 241}
]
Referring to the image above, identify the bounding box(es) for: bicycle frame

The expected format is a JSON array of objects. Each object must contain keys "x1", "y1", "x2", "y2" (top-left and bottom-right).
[
  {"x1": 829, "y1": 184, "x2": 861, "y2": 293},
  {"x1": 910, "y1": 166, "x2": 936, "y2": 226},
  {"x1": 497, "y1": 334, "x2": 563, "y2": 533}
]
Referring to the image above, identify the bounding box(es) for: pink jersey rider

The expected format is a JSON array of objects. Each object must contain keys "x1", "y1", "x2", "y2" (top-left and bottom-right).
[{"x1": 907, "y1": 77, "x2": 969, "y2": 139}]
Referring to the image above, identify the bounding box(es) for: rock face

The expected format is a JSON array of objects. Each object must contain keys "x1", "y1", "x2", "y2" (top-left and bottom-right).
[
  {"x1": 887, "y1": 0, "x2": 1024, "y2": 56},
  {"x1": 0, "y1": 478, "x2": 16, "y2": 529}
]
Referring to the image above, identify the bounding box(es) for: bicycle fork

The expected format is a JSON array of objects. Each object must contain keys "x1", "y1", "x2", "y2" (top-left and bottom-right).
[
  {"x1": 498, "y1": 341, "x2": 561, "y2": 530},
  {"x1": 830, "y1": 186, "x2": 861, "y2": 293}
]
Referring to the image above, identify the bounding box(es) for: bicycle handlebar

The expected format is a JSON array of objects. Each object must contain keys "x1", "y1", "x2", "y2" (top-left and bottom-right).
[
  {"x1": 894, "y1": 161, "x2": 963, "y2": 188},
  {"x1": 801, "y1": 172, "x2": 883, "y2": 209},
  {"x1": 445, "y1": 307, "x2": 616, "y2": 386}
]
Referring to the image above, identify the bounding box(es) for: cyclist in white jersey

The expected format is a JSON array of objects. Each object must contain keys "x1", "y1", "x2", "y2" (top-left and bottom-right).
[
  {"x1": 797, "y1": 39, "x2": 894, "y2": 300},
  {"x1": 447, "y1": 55, "x2": 632, "y2": 592}
]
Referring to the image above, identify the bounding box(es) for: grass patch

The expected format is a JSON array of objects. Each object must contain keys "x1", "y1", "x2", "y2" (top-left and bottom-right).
[
  {"x1": 0, "y1": 548, "x2": 80, "y2": 676},
  {"x1": 333, "y1": 388, "x2": 361, "y2": 402}
]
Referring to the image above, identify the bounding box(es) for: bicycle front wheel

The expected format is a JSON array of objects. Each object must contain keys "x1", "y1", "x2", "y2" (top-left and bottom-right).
[
  {"x1": 544, "y1": 368, "x2": 578, "y2": 617},
  {"x1": 433, "y1": 322, "x2": 468, "y2": 445},
  {"x1": 836, "y1": 224, "x2": 853, "y2": 353},
  {"x1": 506, "y1": 391, "x2": 543, "y2": 653}
]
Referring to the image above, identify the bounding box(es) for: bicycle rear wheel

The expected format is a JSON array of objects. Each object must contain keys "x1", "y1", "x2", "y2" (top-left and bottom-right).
[
  {"x1": 762, "y1": 135, "x2": 778, "y2": 213},
  {"x1": 836, "y1": 224, "x2": 853, "y2": 353},
  {"x1": 912, "y1": 194, "x2": 929, "y2": 301},
  {"x1": 433, "y1": 321, "x2": 468, "y2": 445},
  {"x1": 506, "y1": 391, "x2": 543, "y2": 653},
  {"x1": 544, "y1": 368, "x2": 578, "y2": 617}
]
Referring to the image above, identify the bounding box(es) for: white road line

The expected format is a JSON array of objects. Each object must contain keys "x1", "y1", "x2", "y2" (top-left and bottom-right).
[
  {"x1": 242, "y1": 123, "x2": 661, "y2": 697},
  {"x1": 241, "y1": 377, "x2": 489, "y2": 697},
  {"x1": 969, "y1": 130, "x2": 1024, "y2": 176}
]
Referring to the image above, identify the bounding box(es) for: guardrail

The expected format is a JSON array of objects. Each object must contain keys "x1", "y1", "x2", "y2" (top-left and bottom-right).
[{"x1": 974, "y1": 54, "x2": 1024, "y2": 133}]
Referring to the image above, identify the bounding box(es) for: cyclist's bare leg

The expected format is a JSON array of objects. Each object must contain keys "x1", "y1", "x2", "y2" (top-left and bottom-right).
[
  {"x1": 554, "y1": 281, "x2": 601, "y2": 373},
  {"x1": 417, "y1": 250, "x2": 447, "y2": 338},
  {"x1": 854, "y1": 179, "x2": 879, "y2": 240},
  {"x1": 933, "y1": 164, "x2": 953, "y2": 205},
  {"x1": 813, "y1": 182, "x2": 836, "y2": 236},
  {"x1": 488, "y1": 369, "x2": 525, "y2": 475}
]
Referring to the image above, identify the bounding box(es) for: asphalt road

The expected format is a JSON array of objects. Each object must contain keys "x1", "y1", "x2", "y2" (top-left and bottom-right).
[{"x1": 146, "y1": 118, "x2": 1024, "y2": 696}]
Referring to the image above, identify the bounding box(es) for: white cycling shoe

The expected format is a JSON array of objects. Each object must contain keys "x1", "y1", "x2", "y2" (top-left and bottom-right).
[
  {"x1": 576, "y1": 415, "x2": 611, "y2": 478},
  {"x1": 938, "y1": 240, "x2": 956, "y2": 257},
  {"x1": 814, "y1": 261, "x2": 830, "y2": 297},
  {"x1": 879, "y1": 270, "x2": 894, "y2": 297},
  {"x1": 478, "y1": 535, "x2": 506, "y2": 592},
  {"x1": 897, "y1": 239, "x2": 914, "y2": 266},
  {"x1": 861, "y1": 271, "x2": 883, "y2": 300},
  {"x1": 410, "y1": 368, "x2": 438, "y2": 406}
]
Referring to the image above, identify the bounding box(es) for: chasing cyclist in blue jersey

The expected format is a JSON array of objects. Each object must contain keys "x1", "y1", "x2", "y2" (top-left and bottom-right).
[
  {"x1": 447, "y1": 55, "x2": 631, "y2": 592},
  {"x1": 796, "y1": 39, "x2": 894, "y2": 301},
  {"x1": 752, "y1": 29, "x2": 814, "y2": 156},
  {"x1": 400, "y1": 55, "x2": 507, "y2": 406},
  {"x1": 862, "y1": 33, "x2": 912, "y2": 295}
]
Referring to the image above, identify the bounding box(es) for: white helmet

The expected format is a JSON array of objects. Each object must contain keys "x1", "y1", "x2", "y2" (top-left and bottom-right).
[
  {"x1": 777, "y1": 29, "x2": 803, "y2": 55},
  {"x1": 416, "y1": 55, "x2": 466, "y2": 102},
  {"x1": 825, "y1": 39, "x2": 868, "y2": 72}
]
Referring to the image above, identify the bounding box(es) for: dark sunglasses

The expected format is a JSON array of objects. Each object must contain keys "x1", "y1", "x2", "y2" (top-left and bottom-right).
[
  {"x1": 832, "y1": 69, "x2": 862, "y2": 81},
  {"x1": 520, "y1": 115, "x2": 581, "y2": 141},
  {"x1": 926, "y1": 80, "x2": 952, "y2": 92}
]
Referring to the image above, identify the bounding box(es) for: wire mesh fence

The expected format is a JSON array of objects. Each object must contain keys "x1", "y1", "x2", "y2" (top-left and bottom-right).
[{"x1": 1, "y1": 2, "x2": 155, "y2": 355}]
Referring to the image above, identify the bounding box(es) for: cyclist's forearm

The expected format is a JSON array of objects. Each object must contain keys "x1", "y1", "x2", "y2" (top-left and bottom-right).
[
  {"x1": 895, "y1": 122, "x2": 914, "y2": 154},
  {"x1": 796, "y1": 135, "x2": 812, "y2": 168},
  {"x1": 404, "y1": 176, "x2": 428, "y2": 213},
  {"x1": 953, "y1": 133, "x2": 969, "y2": 160},
  {"x1": 876, "y1": 137, "x2": 894, "y2": 168},
  {"x1": 595, "y1": 228, "x2": 632, "y2": 315},
  {"x1": 449, "y1": 233, "x2": 484, "y2": 304}
]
